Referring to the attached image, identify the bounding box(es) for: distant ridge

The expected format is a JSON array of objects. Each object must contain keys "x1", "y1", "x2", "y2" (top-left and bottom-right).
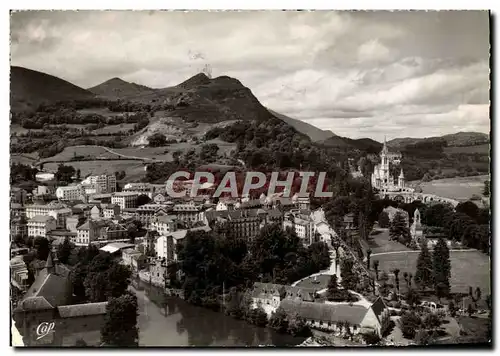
[
  {"x1": 10, "y1": 66, "x2": 94, "y2": 112},
  {"x1": 87, "y1": 77, "x2": 156, "y2": 99}
]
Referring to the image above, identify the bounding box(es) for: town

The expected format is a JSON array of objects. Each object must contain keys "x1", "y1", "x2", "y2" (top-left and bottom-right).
[
  {"x1": 9, "y1": 10, "x2": 491, "y2": 349},
  {"x1": 10, "y1": 138, "x2": 492, "y2": 346}
]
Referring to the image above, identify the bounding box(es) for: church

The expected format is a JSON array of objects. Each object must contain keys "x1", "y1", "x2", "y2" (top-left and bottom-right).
[{"x1": 371, "y1": 137, "x2": 405, "y2": 192}]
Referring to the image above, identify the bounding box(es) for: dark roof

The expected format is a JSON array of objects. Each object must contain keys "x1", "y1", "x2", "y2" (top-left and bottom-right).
[
  {"x1": 251, "y1": 282, "x2": 318, "y2": 302},
  {"x1": 370, "y1": 297, "x2": 387, "y2": 323},
  {"x1": 17, "y1": 297, "x2": 54, "y2": 311},
  {"x1": 58, "y1": 302, "x2": 108, "y2": 318},
  {"x1": 280, "y1": 299, "x2": 369, "y2": 325}
]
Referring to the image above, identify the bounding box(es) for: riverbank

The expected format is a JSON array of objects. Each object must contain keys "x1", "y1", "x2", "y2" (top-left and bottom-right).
[
  {"x1": 130, "y1": 279, "x2": 306, "y2": 347},
  {"x1": 409, "y1": 174, "x2": 489, "y2": 201}
]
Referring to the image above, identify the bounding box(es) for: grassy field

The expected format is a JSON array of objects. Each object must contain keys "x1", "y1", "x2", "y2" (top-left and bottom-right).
[
  {"x1": 44, "y1": 160, "x2": 147, "y2": 181},
  {"x1": 373, "y1": 250, "x2": 491, "y2": 295},
  {"x1": 40, "y1": 146, "x2": 121, "y2": 162},
  {"x1": 367, "y1": 228, "x2": 412, "y2": 255},
  {"x1": 76, "y1": 108, "x2": 132, "y2": 117},
  {"x1": 410, "y1": 175, "x2": 489, "y2": 201},
  {"x1": 444, "y1": 144, "x2": 490, "y2": 154},
  {"x1": 11, "y1": 124, "x2": 43, "y2": 134},
  {"x1": 93, "y1": 123, "x2": 136, "y2": 134},
  {"x1": 11, "y1": 153, "x2": 39, "y2": 165},
  {"x1": 294, "y1": 274, "x2": 331, "y2": 290}
]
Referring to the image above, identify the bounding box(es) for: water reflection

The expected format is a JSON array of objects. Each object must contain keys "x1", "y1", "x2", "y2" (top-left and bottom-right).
[{"x1": 133, "y1": 279, "x2": 304, "y2": 347}]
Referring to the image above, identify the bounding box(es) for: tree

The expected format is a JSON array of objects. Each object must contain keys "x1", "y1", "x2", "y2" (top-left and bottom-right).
[
  {"x1": 389, "y1": 211, "x2": 410, "y2": 244},
  {"x1": 378, "y1": 211, "x2": 390, "y2": 228},
  {"x1": 269, "y1": 307, "x2": 289, "y2": 333},
  {"x1": 76, "y1": 169, "x2": 81, "y2": 180},
  {"x1": 456, "y1": 201, "x2": 480, "y2": 221},
  {"x1": 467, "y1": 303, "x2": 474, "y2": 317},
  {"x1": 405, "y1": 288, "x2": 421, "y2": 309},
  {"x1": 148, "y1": 133, "x2": 167, "y2": 147},
  {"x1": 414, "y1": 240, "x2": 433, "y2": 290},
  {"x1": 34, "y1": 236, "x2": 50, "y2": 261},
  {"x1": 55, "y1": 163, "x2": 76, "y2": 183},
  {"x1": 136, "y1": 194, "x2": 151, "y2": 207},
  {"x1": 287, "y1": 313, "x2": 311, "y2": 337},
  {"x1": 366, "y1": 249, "x2": 372, "y2": 270},
  {"x1": 448, "y1": 301, "x2": 457, "y2": 317},
  {"x1": 340, "y1": 258, "x2": 360, "y2": 291},
  {"x1": 327, "y1": 274, "x2": 339, "y2": 298},
  {"x1": 422, "y1": 312, "x2": 442, "y2": 333},
  {"x1": 475, "y1": 287, "x2": 482, "y2": 302},
  {"x1": 398, "y1": 311, "x2": 421, "y2": 339},
  {"x1": 380, "y1": 313, "x2": 395, "y2": 337},
  {"x1": 75, "y1": 338, "x2": 87, "y2": 347},
  {"x1": 101, "y1": 293, "x2": 139, "y2": 347},
  {"x1": 392, "y1": 268, "x2": 401, "y2": 296},
  {"x1": 361, "y1": 331, "x2": 381, "y2": 345},
  {"x1": 57, "y1": 237, "x2": 73, "y2": 264},
  {"x1": 483, "y1": 180, "x2": 490, "y2": 197},
  {"x1": 373, "y1": 260, "x2": 379, "y2": 280},
  {"x1": 432, "y1": 238, "x2": 451, "y2": 298},
  {"x1": 414, "y1": 330, "x2": 431, "y2": 345}
]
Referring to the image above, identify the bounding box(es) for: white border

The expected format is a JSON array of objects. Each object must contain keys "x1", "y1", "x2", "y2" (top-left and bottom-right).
[{"x1": 2, "y1": 2, "x2": 497, "y2": 356}]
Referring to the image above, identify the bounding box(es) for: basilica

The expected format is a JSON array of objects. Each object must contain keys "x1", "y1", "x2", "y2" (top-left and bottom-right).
[{"x1": 371, "y1": 138, "x2": 405, "y2": 192}]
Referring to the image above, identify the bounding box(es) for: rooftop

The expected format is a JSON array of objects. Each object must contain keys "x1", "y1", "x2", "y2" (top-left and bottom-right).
[{"x1": 58, "y1": 302, "x2": 108, "y2": 318}]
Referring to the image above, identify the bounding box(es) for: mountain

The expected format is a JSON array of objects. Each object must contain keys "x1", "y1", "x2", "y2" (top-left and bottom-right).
[
  {"x1": 388, "y1": 131, "x2": 490, "y2": 149},
  {"x1": 87, "y1": 77, "x2": 157, "y2": 99},
  {"x1": 10, "y1": 66, "x2": 94, "y2": 112},
  {"x1": 319, "y1": 135, "x2": 382, "y2": 153},
  {"x1": 268, "y1": 110, "x2": 336, "y2": 142}
]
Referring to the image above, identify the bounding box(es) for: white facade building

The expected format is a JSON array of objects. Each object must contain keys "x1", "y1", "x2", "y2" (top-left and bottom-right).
[
  {"x1": 371, "y1": 138, "x2": 405, "y2": 191},
  {"x1": 56, "y1": 184, "x2": 85, "y2": 201},
  {"x1": 27, "y1": 216, "x2": 57, "y2": 238},
  {"x1": 111, "y1": 192, "x2": 138, "y2": 209}
]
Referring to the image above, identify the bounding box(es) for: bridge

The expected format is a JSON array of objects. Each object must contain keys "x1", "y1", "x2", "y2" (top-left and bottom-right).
[{"x1": 378, "y1": 189, "x2": 459, "y2": 208}]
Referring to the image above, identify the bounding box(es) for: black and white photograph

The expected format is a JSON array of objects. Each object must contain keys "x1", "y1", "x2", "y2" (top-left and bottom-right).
[{"x1": 9, "y1": 10, "x2": 491, "y2": 347}]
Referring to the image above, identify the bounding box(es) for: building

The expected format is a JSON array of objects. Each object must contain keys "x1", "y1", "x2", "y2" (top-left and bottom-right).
[
  {"x1": 122, "y1": 248, "x2": 147, "y2": 271},
  {"x1": 371, "y1": 137, "x2": 405, "y2": 192},
  {"x1": 150, "y1": 214, "x2": 178, "y2": 237},
  {"x1": 152, "y1": 193, "x2": 167, "y2": 204},
  {"x1": 103, "y1": 204, "x2": 121, "y2": 219},
  {"x1": 75, "y1": 219, "x2": 127, "y2": 246},
  {"x1": 55, "y1": 185, "x2": 86, "y2": 201},
  {"x1": 25, "y1": 201, "x2": 68, "y2": 219},
  {"x1": 279, "y1": 299, "x2": 387, "y2": 337},
  {"x1": 47, "y1": 230, "x2": 78, "y2": 245},
  {"x1": 136, "y1": 204, "x2": 171, "y2": 227},
  {"x1": 65, "y1": 215, "x2": 83, "y2": 232},
  {"x1": 139, "y1": 259, "x2": 168, "y2": 288},
  {"x1": 13, "y1": 254, "x2": 108, "y2": 346},
  {"x1": 90, "y1": 205, "x2": 101, "y2": 220},
  {"x1": 283, "y1": 210, "x2": 316, "y2": 246},
  {"x1": 10, "y1": 256, "x2": 29, "y2": 291},
  {"x1": 250, "y1": 282, "x2": 320, "y2": 311},
  {"x1": 49, "y1": 207, "x2": 72, "y2": 229},
  {"x1": 111, "y1": 192, "x2": 139, "y2": 210},
  {"x1": 35, "y1": 172, "x2": 55, "y2": 182},
  {"x1": 27, "y1": 216, "x2": 57, "y2": 238},
  {"x1": 82, "y1": 174, "x2": 117, "y2": 194},
  {"x1": 11, "y1": 203, "x2": 26, "y2": 219},
  {"x1": 216, "y1": 199, "x2": 236, "y2": 211},
  {"x1": 155, "y1": 225, "x2": 211, "y2": 262},
  {"x1": 172, "y1": 201, "x2": 205, "y2": 224},
  {"x1": 11, "y1": 216, "x2": 28, "y2": 239},
  {"x1": 206, "y1": 208, "x2": 283, "y2": 240},
  {"x1": 33, "y1": 185, "x2": 56, "y2": 197}
]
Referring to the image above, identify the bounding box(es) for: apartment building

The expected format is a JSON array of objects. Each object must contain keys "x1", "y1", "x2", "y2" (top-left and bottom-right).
[
  {"x1": 55, "y1": 184, "x2": 85, "y2": 201},
  {"x1": 82, "y1": 174, "x2": 117, "y2": 194},
  {"x1": 75, "y1": 219, "x2": 127, "y2": 245},
  {"x1": 103, "y1": 204, "x2": 121, "y2": 219},
  {"x1": 49, "y1": 207, "x2": 72, "y2": 229},
  {"x1": 10, "y1": 187, "x2": 27, "y2": 205},
  {"x1": 136, "y1": 204, "x2": 171, "y2": 227},
  {"x1": 25, "y1": 201, "x2": 68, "y2": 219},
  {"x1": 111, "y1": 192, "x2": 139, "y2": 210},
  {"x1": 27, "y1": 216, "x2": 57, "y2": 238},
  {"x1": 150, "y1": 214, "x2": 177, "y2": 236},
  {"x1": 155, "y1": 225, "x2": 211, "y2": 262},
  {"x1": 172, "y1": 201, "x2": 205, "y2": 224}
]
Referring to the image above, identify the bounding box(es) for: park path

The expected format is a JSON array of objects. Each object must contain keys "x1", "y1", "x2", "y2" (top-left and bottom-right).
[
  {"x1": 371, "y1": 249, "x2": 478, "y2": 258},
  {"x1": 73, "y1": 145, "x2": 155, "y2": 161}
]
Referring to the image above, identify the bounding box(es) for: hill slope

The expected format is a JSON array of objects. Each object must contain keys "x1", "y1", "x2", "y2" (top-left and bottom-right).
[
  {"x1": 388, "y1": 131, "x2": 490, "y2": 149},
  {"x1": 87, "y1": 77, "x2": 157, "y2": 99},
  {"x1": 319, "y1": 135, "x2": 382, "y2": 153},
  {"x1": 268, "y1": 110, "x2": 336, "y2": 142},
  {"x1": 10, "y1": 66, "x2": 94, "y2": 112}
]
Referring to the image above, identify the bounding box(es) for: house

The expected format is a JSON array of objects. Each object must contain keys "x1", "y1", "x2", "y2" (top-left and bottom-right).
[
  {"x1": 65, "y1": 215, "x2": 83, "y2": 232},
  {"x1": 111, "y1": 192, "x2": 139, "y2": 209},
  {"x1": 49, "y1": 207, "x2": 72, "y2": 229},
  {"x1": 216, "y1": 199, "x2": 236, "y2": 211},
  {"x1": 250, "y1": 282, "x2": 320, "y2": 311},
  {"x1": 33, "y1": 185, "x2": 56, "y2": 197},
  {"x1": 13, "y1": 254, "x2": 108, "y2": 346},
  {"x1": 27, "y1": 216, "x2": 57, "y2": 238},
  {"x1": 11, "y1": 216, "x2": 28, "y2": 239},
  {"x1": 10, "y1": 256, "x2": 29, "y2": 291},
  {"x1": 25, "y1": 201, "x2": 68, "y2": 219},
  {"x1": 153, "y1": 193, "x2": 167, "y2": 204},
  {"x1": 150, "y1": 214, "x2": 178, "y2": 236},
  {"x1": 155, "y1": 225, "x2": 211, "y2": 262},
  {"x1": 283, "y1": 210, "x2": 315, "y2": 246},
  {"x1": 103, "y1": 204, "x2": 120, "y2": 219},
  {"x1": 90, "y1": 205, "x2": 101, "y2": 220},
  {"x1": 279, "y1": 299, "x2": 385, "y2": 337},
  {"x1": 172, "y1": 201, "x2": 205, "y2": 224},
  {"x1": 343, "y1": 213, "x2": 356, "y2": 230},
  {"x1": 76, "y1": 220, "x2": 100, "y2": 245},
  {"x1": 136, "y1": 204, "x2": 171, "y2": 227},
  {"x1": 121, "y1": 248, "x2": 147, "y2": 271},
  {"x1": 55, "y1": 185, "x2": 86, "y2": 201}
]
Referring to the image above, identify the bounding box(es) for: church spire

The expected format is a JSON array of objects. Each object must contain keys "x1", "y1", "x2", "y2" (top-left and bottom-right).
[
  {"x1": 45, "y1": 253, "x2": 55, "y2": 274},
  {"x1": 399, "y1": 168, "x2": 404, "y2": 178},
  {"x1": 382, "y1": 135, "x2": 388, "y2": 154}
]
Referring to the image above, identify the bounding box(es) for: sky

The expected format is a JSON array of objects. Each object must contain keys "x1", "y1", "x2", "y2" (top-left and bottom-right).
[{"x1": 10, "y1": 10, "x2": 490, "y2": 141}]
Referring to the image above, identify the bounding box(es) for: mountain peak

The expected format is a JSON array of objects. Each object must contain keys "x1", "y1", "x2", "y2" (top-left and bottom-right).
[
  {"x1": 177, "y1": 72, "x2": 212, "y2": 90},
  {"x1": 88, "y1": 77, "x2": 155, "y2": 98}
]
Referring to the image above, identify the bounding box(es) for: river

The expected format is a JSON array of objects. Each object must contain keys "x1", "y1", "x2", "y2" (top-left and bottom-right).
[{"x1": 130, "y1": 279, "x2": 305, "y2": 347}]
